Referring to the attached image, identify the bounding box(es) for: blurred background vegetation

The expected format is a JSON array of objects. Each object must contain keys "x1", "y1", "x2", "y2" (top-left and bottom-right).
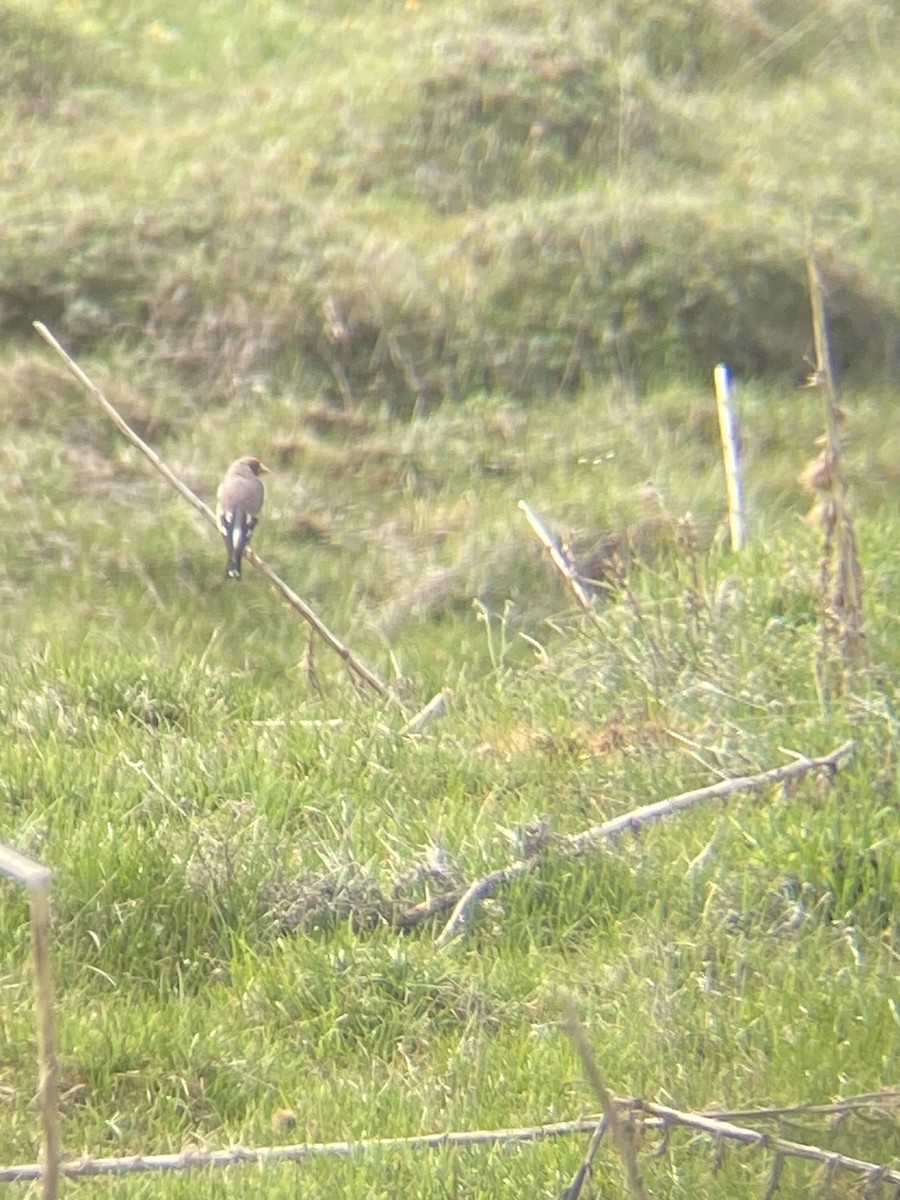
[{"x1": 2, "y1": 0, "x2": 899, "y2": 415}]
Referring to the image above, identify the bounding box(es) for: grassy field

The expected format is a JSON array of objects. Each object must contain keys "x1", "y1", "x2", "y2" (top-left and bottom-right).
[{"x1": 1, "y1": 0, "x2": 898, "y2": 1196}]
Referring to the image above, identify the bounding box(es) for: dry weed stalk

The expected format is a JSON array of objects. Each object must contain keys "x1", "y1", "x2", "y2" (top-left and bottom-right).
[
  {"x1": 801, "y1": 255, "x2": 865, "y2": 700},
  {"x1": 32, "y1": 322, "x2": 399, "y2": 707},
  {"x1": 0, "y1": 845, "x2": 61, "y2": 1200}
]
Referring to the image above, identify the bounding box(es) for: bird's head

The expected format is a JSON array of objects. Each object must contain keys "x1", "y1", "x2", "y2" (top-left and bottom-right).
[{"x1": 238, "y1": 456, "x2": 270, "y2": 476}]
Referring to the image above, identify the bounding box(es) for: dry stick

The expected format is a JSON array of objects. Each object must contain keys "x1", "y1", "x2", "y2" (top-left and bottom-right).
[
  {"x1": 519, "y1": 501, "x2": 596, "y2": 615},
  {"x1": 563, "y1": 736, "x2": 852, "y2": 856},
  {"x1": 435, "y1": 740, "x2": 854, "y2": 945},
  {"x1": 697, "y1": 1091, "x2": 900, "y2": 1124},
  {"x1": 251, "y1": 555, "x2": 400, "y2": 706},
  {"x1": 562, "y1": 993, "x2": 648, "y2": 1200},
  {"x1": 32, "y1": 322, "x2": 397, "y2": 707},
  {"x1": 805, "y1": 255, "x2": 842, "y2": 470},
  {"x1": 560, "y1": 1116, "x2": 608, "y2": 1200},
  {"x1": 804, "y1": 255, "x2": 864, "y2": 674},
  {"x1": 0, "y1": 846, "x2": 62, "y2": 1200},
  {"x1": 394, "y1": 887, "x2": 462, "y2": 929},
  {"x1": 2, "y1": 1092, "x2": 895, "y2": 1186},
  {"x1": 763, "y1": 1153, "x2": 785, "y2": 1200},
  {"x1": 0, "y1": 1118, "x2": 605, "y2": 1183},
  {"x1": 402, "y1": 689, "x2": 451, "y2": 736},
  {"x1": 636, "y1": 1101, "x2": 900, "y2": 1187}
]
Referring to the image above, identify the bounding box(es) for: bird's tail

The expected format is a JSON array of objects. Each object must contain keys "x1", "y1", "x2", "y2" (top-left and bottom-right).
[{"x1": 225, "y1": 557, "x2": 242, "y2": 580}]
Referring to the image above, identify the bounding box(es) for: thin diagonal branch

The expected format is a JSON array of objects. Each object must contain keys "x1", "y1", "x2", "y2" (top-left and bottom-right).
[
  {"x1": 519, "y1": 500, "x2": 596, "y2": 614},
  {"x1": 562, "y1": 739, "x2": 855, "y2": 857},
  {"x1": 560, "y1": 1116, "x2": 608, "y2": 1200},
  {"x1": 33, "y1": 322, "x2": 398, "y2": 706}
]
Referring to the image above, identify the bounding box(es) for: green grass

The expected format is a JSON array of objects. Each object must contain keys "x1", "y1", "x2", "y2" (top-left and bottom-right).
[{"x1": 1, "y1": 0, "x2": 899, "y2": 1195}]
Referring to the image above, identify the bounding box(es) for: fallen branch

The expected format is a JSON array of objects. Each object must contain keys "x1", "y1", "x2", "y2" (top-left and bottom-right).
[
  {"x1": 0, "y1": 1117, "x2": 602, "y2": 1183},
  {"x1": 562, "y1": 738, "x2": 854, "y2": 858},
  {"x1": 563, "y1": 998, "x2": 900, "y2": 1193},
  {"x1": 32, "y1": 322, "x2": 398, "y2": 707},
  {"x1": 435, "y1": 740, "x2": 855, "y2": 945},
  {"x1": 566, "y1": 1017, "x2": 897, "y2": 1195},
  {"x1": 2, "y1": 1090, "x2": 894, "y2": 1185}
]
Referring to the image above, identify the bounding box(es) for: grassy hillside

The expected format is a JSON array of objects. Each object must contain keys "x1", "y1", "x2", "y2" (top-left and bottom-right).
[
  {"x1": 1, "y1": 1, "x2": 898, "y2": 1196},
  {"x1": 2, "y1": 0, "x2": 899, "y2": 408}
]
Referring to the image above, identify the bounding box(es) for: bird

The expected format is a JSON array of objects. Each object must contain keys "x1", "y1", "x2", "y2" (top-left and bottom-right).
[{"x1": 215, "y1": 456, "x2": 269, "y2": 579}]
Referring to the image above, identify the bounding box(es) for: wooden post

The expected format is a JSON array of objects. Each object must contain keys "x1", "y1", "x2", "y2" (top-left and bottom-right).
[
  {"x1": 0, "y1": 846, "x2": 61, "y2": 1200},
  {"x1": 713, "y1": 363, "x2": 745, "y2": 552}
]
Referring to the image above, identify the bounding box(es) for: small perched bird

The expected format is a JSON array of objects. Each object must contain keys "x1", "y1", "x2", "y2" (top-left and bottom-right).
[{"x1": 215, "y1": 456, "x2": 269, "y2": 580}]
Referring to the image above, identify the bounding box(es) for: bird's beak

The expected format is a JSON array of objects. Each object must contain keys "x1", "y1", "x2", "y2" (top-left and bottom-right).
[{"x1": 259, "y1": 462, "x2": 271, "y2": 474}]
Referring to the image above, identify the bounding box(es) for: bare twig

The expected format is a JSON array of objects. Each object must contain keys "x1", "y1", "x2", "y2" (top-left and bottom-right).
[
  {"x1": 763, "y1": 1152, "x2": 786, "y2": 1200},
  {"x1": 700, "y1": 1091, "x2": 900, "y2": 1124},
  {"x1": 434, "y1": 858, "x2": 529, "y2": 946},
  {"x1": 32, "y1": 322, "x2": 398, "y2": 707},
  {"x1": 519, "y1": 501, "x2": 596, "y2": 614},
  {"x1": 435, "y1": 740, "x2": 854, "y2": 944},
  {"x1": 402, "y1": 690, "x2": 450, "y2": 735},
  {"x1": 562, "y1": 993, "x2": 648, "y2": 1200},
  {"x1": 249, "y1": 719, "x2": 345, "y2": 729},
  {"x1": 0, "y1": 846, "x2": 61, "y2": 1200},
  {"x1": 562, "y1": 739, "x2": 854, "y2": 858},
  {"x1": 559, "y1": 1116, "x2": 608, "y2": 1200},
  {"x1": 394, "y1": 888, "x2": 462, "y2": 929},
  {"x1": 248, "y1": 554, "x2": 399, "y2": 704},
  {"x1": 636, "y1": 1100, "x2": 900, "y2": 1187}
]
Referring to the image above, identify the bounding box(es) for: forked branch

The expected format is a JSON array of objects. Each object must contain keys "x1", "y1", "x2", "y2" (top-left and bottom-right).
[
  {"x1": 434, "y1": 740, "x2": 855, "y2": 945},
  {"x1": 560, "y1": 1008, "x2": 900, "y2": 1193}
]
